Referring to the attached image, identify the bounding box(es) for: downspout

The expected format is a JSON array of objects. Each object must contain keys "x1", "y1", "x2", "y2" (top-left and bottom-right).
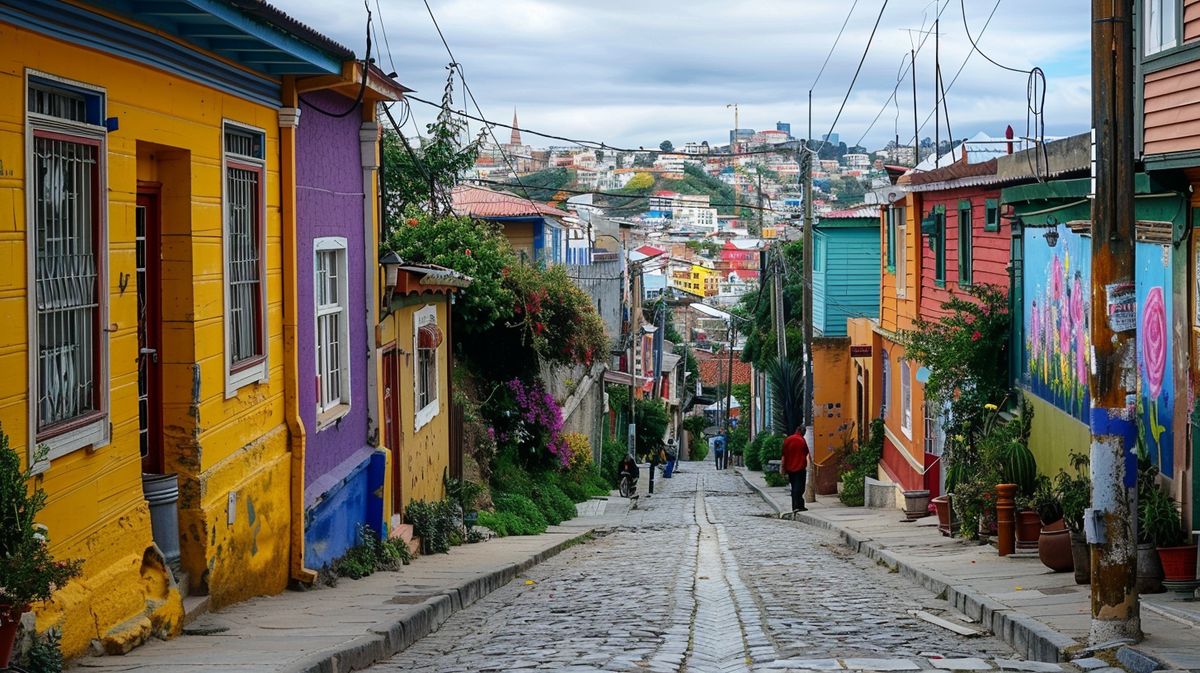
[
  {"x1": 360, "y1": 114, "x2": 381, "y2": 449},
  {"x1": 279, "y1": 79, "x2": 317, "y2": 585}
]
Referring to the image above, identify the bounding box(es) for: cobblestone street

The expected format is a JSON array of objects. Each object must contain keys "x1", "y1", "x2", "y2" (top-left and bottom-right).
[{"x1": 370, "y1": 470, "x2": 1045, "y2": 673}]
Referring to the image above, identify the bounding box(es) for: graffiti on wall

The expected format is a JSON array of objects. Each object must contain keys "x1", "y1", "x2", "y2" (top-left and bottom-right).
[
  {"x1": 1137, "y1": 244, "x2": 1173, "y2": 476},
  {"x1": 1024, "y1": 226, "x2": 1091, "y2": 422}
]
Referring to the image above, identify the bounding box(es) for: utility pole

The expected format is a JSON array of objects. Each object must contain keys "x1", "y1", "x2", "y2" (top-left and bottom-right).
[
  {"x1": 912, "y1": 49, "x2": 919, "y2": 166},
  {"x1": 801, "y1": 146, "x2": 816, "y2": 503},
  {"x1": 773, "y1": 249, "x2": 787, "y2": 361},
  {"x1": 724, "y1": 320, "x2": 737, "y2": 466},
  {"x1": 628, "y1": 261, "x2": 640, "y2": 459},
  {"x1": 757, "y1": 170, "x2": 765, "y2": 235},
  {"x1": 1088, "y1": 0, "x2": 1140, "y2": 645}
]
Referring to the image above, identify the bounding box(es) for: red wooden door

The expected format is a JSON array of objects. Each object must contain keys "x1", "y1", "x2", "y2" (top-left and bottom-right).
[{"x1": 382, "y1": 347, "x2": 402, "y2": 513}]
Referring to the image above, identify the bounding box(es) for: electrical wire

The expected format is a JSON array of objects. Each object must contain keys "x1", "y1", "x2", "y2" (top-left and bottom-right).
[
  {"x1": 812, "y1": 0, "x2": 891, "y2": 158},
  {"x1": 810, "y1": 0, "x2": 861, "y2": 92},
  {"x1": 959, "y1": 0, "x2": 1030, "y2": 75},
  {"x1": 302, "y1": 1, "x2": 372, "y2": 118},
  {"x1": 462, "y1": 177, "x2": 799, "y2": 215},
  {"x1": 373, "y1": 0, "x2": 397, "y2": 76}
]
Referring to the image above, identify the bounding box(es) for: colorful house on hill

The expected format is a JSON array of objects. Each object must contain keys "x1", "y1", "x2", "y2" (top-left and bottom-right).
[
  {"x1": 377, "y1": 258, "x2": 470, "y2": 526},
  {"x1": 451, "y1": 184, "x2": 570, "y2": 264},
  {"x1": 295, "y1": 68, "x2": 410, "y2": 569},
  {"x1": 1134, "y1": 6, "x2": 1200, "y2": 528},
  {"x1": 0, "y1": 0, "x2": 366, "y2": 657},
  {"x1": 808, "y1": 207, "x2": 881, "y2": 493}
]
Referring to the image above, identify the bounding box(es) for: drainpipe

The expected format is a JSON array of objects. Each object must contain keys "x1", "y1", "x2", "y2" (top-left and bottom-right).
[
  {"x1": 360, "y1": 116, "x2": 381, "y2": 448},
  {"x1": 279, "y1": 79, "x2": 316, "y2": 585}
]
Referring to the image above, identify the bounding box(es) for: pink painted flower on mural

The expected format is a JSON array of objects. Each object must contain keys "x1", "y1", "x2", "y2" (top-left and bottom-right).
[
  {"x1": 1075, "y1": 329, "x2": 1088, "y2": 384},
  {"x1": 1050, "y1": 255, "x2": 1064, "y2": 302},
  {"x1": 1142, "y1": 286, "x2": 1167, "y2": 400},
  {"x1": 1070, "y1": 276, "x2": 1085, "y2": 331},
  {"x1": 1058, "y1": 303, "x2": 1071, "y2": 354}
]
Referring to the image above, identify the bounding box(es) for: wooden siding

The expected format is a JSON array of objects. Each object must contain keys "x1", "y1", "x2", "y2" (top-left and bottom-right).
[
  {"x1": 1187, "y1": 0, "x2": 1200, "y2": 42},
  {"x1": 918, "y1": 188, "x2": 1009, "y2": 323},
  {"x1": 1144, "y1": 59, "x2": 1200, "y2": 155},
  {"x1": 881, "y1": 198, "x2": 921, "y2": 334},
  {"x1": 813, "y1": 226, "x2": 881, "y2": 337}
]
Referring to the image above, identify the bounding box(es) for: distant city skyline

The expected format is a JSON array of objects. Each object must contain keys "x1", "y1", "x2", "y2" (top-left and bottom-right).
[{"x1": 285, "y1": 1, "x2": 1089, "y2": 151}]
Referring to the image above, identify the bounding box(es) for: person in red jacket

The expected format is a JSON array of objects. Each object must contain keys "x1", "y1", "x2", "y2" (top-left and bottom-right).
[{"x1": 781, "y1": 426, "x2": 809, "y2": 512}]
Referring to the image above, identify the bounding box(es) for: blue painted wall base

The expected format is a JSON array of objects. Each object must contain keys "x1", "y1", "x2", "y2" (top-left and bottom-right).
[{"x1": 304, "y1": 449, "x2": 387, "y2": 569}]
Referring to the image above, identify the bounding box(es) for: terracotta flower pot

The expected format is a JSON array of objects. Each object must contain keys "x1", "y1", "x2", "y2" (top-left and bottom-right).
[
  {"x1": 1016, "y1": 510, "x2": 1042, "y2": 550},
  {"x1": 0, "y1": 603, "x2": 29, "y2": 668},
  {"x1": 1070, "y1": 530, "x2": 1090, "y2": 585},
  {"x1": 1157, "y1": 545, "x2": 1198, "y2": 582},
  {"x1": 1137, "y1": 542, "x2": 1165, "y2": 594},
  {"x1": 932, "y1": 494, "x2": 958, "y2": 537},
  {"x1": 1037, "y1": 520, "x2": 1074, "y2": 573}
]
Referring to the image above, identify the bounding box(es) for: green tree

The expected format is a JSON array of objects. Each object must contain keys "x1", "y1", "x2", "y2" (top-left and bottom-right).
[
  {"x1": 660, "y1": 140, "x2": 674, "y2": 153},
  {"x1": 499, "y1": 167, "x2": 573, "y2": 202},
  {"x1": 381, "y1": 71, "x2": 484, "y2": 219},
  {"x1": 634, "y1": 398, "x2": 670, "y2": 457}
]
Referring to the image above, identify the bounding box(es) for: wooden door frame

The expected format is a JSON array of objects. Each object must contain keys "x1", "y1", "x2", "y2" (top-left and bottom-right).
[{"x1": 382, "y1": 345, "x2": 403, "y2": 514}]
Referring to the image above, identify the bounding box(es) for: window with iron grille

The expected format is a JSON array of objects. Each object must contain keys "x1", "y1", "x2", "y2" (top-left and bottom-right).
[
  {"x1": 223, "y1": 123, "x2": 266, "y2": 391},
  {"x1": 923, "y1": 401, "x2": 946, "y2": 456},
  {"x1": 27, "y1": 74, "x2": 109, "y2": 456},
  {"x1": 900, "y1": 358, "x2": 912, "y2": 438},
  {"x1": 315, "y1": 238, "x2": 350, "y2": 418},
  {"x1": 414, "y1": 305, "x2": 440, "y2": 431}
]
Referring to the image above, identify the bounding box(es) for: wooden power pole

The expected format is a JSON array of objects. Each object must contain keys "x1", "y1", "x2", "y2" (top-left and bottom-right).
[
  {"x1": 802, "y1": 146, "x2": 816, "y2": 503},
  {"x1": 1088, "y1": 0, "x2": 1141, "y2": 645}
]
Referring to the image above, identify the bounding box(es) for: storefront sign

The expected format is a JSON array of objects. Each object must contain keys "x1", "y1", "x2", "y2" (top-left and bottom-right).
[{"x1": 850, "y1": 345, "x2": 872, "y2": 358}]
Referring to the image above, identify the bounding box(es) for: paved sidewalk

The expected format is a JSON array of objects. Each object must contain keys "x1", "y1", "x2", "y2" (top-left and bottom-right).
[
  {"x1": 738, "y1": 469, "x2": 1200, "y2": 672},
  {"x1": 72, "y1": 498, "x2": 629, "y2": 673}
]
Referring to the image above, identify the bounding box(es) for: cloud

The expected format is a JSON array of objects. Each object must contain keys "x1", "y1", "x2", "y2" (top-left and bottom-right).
[{"x1": 286, "y1": 0, "x2": 1091, "y2": 150}]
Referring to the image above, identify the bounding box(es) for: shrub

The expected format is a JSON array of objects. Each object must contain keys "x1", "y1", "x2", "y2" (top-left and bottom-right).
[
  {"x1": 563, "y1": 432, "x2": 592, "y2": 472},
  {"x1": 839, "y1": 419, "x2": 884, "y2": 506},
  {"x1": 477, "y1": 510, "x2": 523, "y2": 537},
  {"x1": 491, "y1": 454, "x2": 536, "y2": 498},
  {"x1": 764, "y1": 471, "x2": 789, "y2": 488},
  {"x1": 760, "y1": 434, "x2": 783, "y2": 465},
  {"x1": 332, "y1": 525, "x2": 412, "y2": 579},
  {"x1": 18, "y1": 627, "x2": 65, "y2": 673},
  {"x1": 493, "y1": 493, "x2": 548, "y2": 535},
  {"x1": 599, "y1": 439, "x2": 625, "y2": 488},
  {"x1": 745, "y1": 432, "x2": 772, "y2": 471},
  {"x1": 532, "y1": 482, "x2": 577, "y2": 525},
  {"x1": 405, "y1": 500, "x2": 458, "y2": 554}
]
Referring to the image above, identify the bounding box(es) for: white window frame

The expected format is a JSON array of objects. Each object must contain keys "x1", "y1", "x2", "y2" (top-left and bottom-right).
[
  {"x1": 900, "y1": 358, "x2": 913, "y2": 438},
  {"x1": 413, "y1": 304, "x2": 440, "y2": 432},
  {"x1": 314, "y1": 237, "x2": 350, "y2": 426},
  {"x1": 222, "y1": 120, "x2": 269, "y2": 398},
  {"x1": 880, "y1": 350, "x2": 890, "y2": 418},
  {"x1": 895, "y1": 218, "x2": 907, "y2": 298},
  {"x1": 1144, "y1": 0, "x2": 1180, "y2": 56},
  {"x1": 24, "y1": 69, "x2": 111, "y2": 466}
]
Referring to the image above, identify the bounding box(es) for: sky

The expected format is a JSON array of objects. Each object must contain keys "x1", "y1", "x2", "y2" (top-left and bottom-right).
[{"x1": 284, "y1": 0, "x2": 1091, "y2": 152}]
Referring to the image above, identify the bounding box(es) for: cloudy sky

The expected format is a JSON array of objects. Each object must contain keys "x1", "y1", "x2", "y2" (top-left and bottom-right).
[{"x1": 285, "y1": 0, "x2": 1091, "y2": 151}]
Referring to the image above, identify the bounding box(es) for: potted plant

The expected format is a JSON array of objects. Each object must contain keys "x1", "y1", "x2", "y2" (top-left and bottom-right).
[
  {"x1": 1016, "y1": 476, "x2": 1055, "y2": 551},
  {"x1": 1135, "y1": 449, "x2": 1168, "y2": 593},
  {"x1": 1054, "y1": 452, "x2": 1091, "y2": 584},
  {"x1": 0, "y1": 431, "x2": 83, "y2": 668},
  {"x1": 1139, "y1": 476, "x2": 1194, "y2": 583}
]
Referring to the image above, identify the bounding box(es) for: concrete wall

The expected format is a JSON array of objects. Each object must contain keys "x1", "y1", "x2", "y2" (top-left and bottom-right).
[{"x1": 565, "y1": 259, "x2": 623, "y2": 343}]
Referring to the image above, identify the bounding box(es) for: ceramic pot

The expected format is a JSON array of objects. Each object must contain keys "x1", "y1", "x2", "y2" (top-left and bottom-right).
[
  {"x1": 0, "y1": 603, "x2": 28, "y2": 668},
  {"x1": 1070, "y1": 530, "x2": 1090, "y2": 585},
  {"x1": 1157, "y1": 545, "x2": 1198, "y2": 582},
  {"x1": 1037, "y1": 520, "x2": 1074, "y2": 573},
  {"x1": 1016, "y1": 510, "x2": 1042, "y2": 550},
  {"x1": 1136, "y1": 542, "x2": 1165, "y2": 594}
]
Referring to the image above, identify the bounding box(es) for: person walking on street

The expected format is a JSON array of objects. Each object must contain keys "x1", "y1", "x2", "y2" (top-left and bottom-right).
[
  {"x1": 781, "y1": 426, "x2": 809, "y2": 512},
  {"x1": 647, "y1": 446, "x2": 662, "y2": 496},
  {"x1": 712, "y1": 432, "x2": 727, "y2": 470}
]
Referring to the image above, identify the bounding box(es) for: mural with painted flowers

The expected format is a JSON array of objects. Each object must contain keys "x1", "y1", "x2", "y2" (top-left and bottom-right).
[{"x1": 1024, "y1": 226, "x2": 1091, "y2": 422}]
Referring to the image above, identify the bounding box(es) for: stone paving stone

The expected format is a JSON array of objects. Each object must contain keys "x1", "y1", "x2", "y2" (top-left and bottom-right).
[
  {"x1": 842, "y1": 658, "x2": 923, "y2": 671},
  {"x1": 367, "y1": 471, "x2": 1023, "y2": 673},
  {"x1": 994, "y1": 660, "x2": 1063, "y2": 672},
  {"x1": 1069, "y1": 658, "x2": 1109, "y2": 671},
  {"x1": 929, "y1": 658, "x2": 993, "y2": 670}
]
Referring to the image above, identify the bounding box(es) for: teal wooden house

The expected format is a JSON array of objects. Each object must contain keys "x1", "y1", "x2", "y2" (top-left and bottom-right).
[{"x1": 812, "y1": 207, "x2": 882, "y2": 336}]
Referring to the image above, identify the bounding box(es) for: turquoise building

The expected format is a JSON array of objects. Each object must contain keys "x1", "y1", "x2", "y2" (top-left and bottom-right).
[{"x1": 812, "y1": 208, "x2": 882, "y2": 336}]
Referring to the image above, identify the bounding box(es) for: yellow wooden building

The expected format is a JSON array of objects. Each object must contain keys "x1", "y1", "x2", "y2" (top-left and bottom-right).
[{"x1": 0, "y1": 0, "x2": 368, "y2": 657}]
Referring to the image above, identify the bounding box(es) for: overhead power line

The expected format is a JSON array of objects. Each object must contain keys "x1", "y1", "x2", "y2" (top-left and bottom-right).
[
  {"x1": 810, "y1": 0, "x2": 862, "y2": 92},
  {"x1": 813, "y1": 0, "x2": 891, "y2": 156}
]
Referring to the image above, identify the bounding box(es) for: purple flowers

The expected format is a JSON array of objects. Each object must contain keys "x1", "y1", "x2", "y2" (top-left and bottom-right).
[{"x1": 506, "y1": 378, "x2": 570, "y2": 467}]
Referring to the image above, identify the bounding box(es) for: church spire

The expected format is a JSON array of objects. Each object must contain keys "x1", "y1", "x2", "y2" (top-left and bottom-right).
[{"x1": 510, "y1": 108, "x2": 522, "y2": 146}]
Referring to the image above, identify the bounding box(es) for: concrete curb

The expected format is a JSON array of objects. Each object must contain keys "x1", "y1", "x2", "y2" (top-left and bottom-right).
[
  {"x1": 281, "y1": 529, "x2": 595, "y2": 673},
  {"x1": 737, "y1": 469, "x2": 1080, "y2": 664}
]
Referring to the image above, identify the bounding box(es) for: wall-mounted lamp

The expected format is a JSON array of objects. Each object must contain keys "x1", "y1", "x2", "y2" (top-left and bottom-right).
[
  {"x1": 1044, "y1": 217, "x2": 1060, "y2": 248},
  {"x1": 380, "y1": 250, "x2": 404, "y2": 315}
]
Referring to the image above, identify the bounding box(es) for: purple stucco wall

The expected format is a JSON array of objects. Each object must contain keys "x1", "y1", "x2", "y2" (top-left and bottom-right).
[{"x1": 297, "y1": 91, "x2": 370, "y2": 491}]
